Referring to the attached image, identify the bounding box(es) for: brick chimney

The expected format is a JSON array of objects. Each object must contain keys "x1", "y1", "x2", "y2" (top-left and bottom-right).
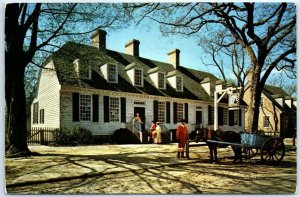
[
  {"x1": 91, "y1": 29, "x2": 107, "y2": 50},
  {"x1": 168, "y1": 49, "x2": 180, "y2": 69},
  {"x1": 125, "y1": 39, "x2": 140, "y2": 57}
]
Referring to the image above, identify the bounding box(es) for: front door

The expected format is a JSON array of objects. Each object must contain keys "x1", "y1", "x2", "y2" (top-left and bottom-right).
[
  {"x1": 134, "y1": 107, "x2": 145, "y2": 132},
  {"x1": 196, "y1": 111, "x2": 202, "y2": 125}
]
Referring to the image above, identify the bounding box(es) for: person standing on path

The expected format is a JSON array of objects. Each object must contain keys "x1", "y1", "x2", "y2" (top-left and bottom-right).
[
  {"x1": 149, "y1": 120, "x2": 156, "y2": 143},
  {"x1": 133, "y1": 113, "x2": 142, "y2": 132},
  {"x1": 153, "y1": 122, "x2": 162, "y2": 144},
  {"x1": 176, "y1": 119, "x2": 188, "y2": 159}
]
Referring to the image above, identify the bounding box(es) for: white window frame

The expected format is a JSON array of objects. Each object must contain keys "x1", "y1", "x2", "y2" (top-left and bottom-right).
[
  {"x1": 109, "y1": 97, "x2": 120, "y2": 122},
  {"x1": 177, "y1": 103, "x2": 184, "y2": 123},
  {"x1": 263, "y1": 116, "x2": 270, "y2": 128},
  {"x1": 158, "y1": 72, "x2": 166, "y2": 89},
  {"x1": 107, "y1": 64, "x2": 118, "y2": 83},
  {"x1": 80, "y1": 94, "x2": 92, "y2": 121},
  {"x1": 134, "y1": 68, "x2": 143, "y2": 87},
  {"x1": 158, "y1": 101, "x2": 166, "y2": 123},
  {"x1": 176, "y1": 76, "x2": 183, "y2": 92}
]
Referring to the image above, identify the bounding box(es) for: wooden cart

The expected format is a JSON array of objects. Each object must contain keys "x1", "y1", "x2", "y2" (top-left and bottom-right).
[{"x1": 186, "y1": 133, "x2": 286, "y2": 165}]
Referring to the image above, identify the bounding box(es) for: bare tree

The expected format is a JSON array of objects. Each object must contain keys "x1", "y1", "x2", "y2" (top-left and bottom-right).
[
  {"x1": 5, "y1": 3, "x2": 126, "y2": 156},
  {"x1": 125, "y1": 2, "x2": 296, "y2": 132}
]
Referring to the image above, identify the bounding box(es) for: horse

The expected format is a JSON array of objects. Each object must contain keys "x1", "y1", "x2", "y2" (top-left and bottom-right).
[{"x1": 193, "y1": 128, "x2": 242, "y2": 163}]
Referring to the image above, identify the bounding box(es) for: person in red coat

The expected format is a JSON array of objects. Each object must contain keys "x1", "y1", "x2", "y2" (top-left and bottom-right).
[{"x1": 176, "y1": 119, "x2": 189, "y2": 159}]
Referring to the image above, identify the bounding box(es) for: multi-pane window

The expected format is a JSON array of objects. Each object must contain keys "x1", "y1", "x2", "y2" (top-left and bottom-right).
[
  {"x1": 263, "y1": 116, "x2": 270, "y2": 127},
  {"x1": 233, "y1": 110, "x2": 239, "y2": 125},
  {"x1": 158, "y1": 72, "x2": 165, "y2": 89},
  {"x1": 176, "y1": 76, "x2": 183, "y2": 91},
  {"x1": 80, "y1": 66, "x2": 91, "y2": 79},
  {"x1": 110, "y1": 97, "x2": 120, "y2": 122},
  {"x1": 33, "y1": 102, "x2": 39, "y2": 124},
  {"x1": 80, "y1": 95, "x2": 91, "y2": 121},
  {"x1": 223, "y1": 108, "x2": 228, "y2": 125},
  {"x1": 158, "y1": 101, "x2": 166, "y2": 123},
  {"x1": 177, "y1": 103, "x2": 184, "y2": 122},
  {"x1": 134, "y1": 69, "x2": 143, "y2": 86},
  {"x1": 209, "y1": 106, "x2": 214, "y2": 125},
  {"x1": 108, "y1": 64, "x2": 117, "y2": 83},
  {"x1": 39, "y1": 109, "x2": 44, "y2": 124}
]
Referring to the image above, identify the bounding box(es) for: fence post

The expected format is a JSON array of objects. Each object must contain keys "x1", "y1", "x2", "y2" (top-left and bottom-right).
[
  {"x1": 292, "y1": 134, "x2": 295, "y2": 146},
  {"x1": 40, "y1": 129, "x2": 45, "y2": 145}
]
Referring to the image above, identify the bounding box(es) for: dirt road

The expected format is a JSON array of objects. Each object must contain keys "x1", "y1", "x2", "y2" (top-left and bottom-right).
[{"x1": 5, "y1": 140, "x2": 297, "y2": 194}]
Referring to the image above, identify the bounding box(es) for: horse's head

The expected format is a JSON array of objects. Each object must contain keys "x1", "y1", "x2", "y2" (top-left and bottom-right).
[{"x1": 194, "y1": 128, "x2": 209, "y2": 142}]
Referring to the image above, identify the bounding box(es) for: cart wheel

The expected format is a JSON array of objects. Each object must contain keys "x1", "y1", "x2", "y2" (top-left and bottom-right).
[
  {"x1": 261, "y1": 137, "x2": 285, "y2": 165},
  {"x1": 243, "y1": 148, "x2": 258, "y2": 159}
]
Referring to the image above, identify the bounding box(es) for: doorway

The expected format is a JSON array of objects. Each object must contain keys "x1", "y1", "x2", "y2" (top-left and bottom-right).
[
  {"x1": 196, "y1": 111, "x2": 203, "y2": 125},
  {"x1": 134, "y1": 107, "x2": 146, "y2": 132}
]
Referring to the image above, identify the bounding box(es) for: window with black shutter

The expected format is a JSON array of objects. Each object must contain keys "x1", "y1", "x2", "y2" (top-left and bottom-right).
[
  {"x1": 153, "y1": 100, "x2": 158, "y2": 121},
  {"x1": 173, "y1": 102, "x2": 177, "y2": 123},
  {"x1": 229, "y1": 110, "x2": 234, "y2": 126},
  {"x1": 72, "y1": 93, "x2": 79, "y2": 122},
  {"x1": 92, "y1": 95, "x2": 99, "y2": 122},
  {"x1": 208, "y1": 105, "x2": 214, "y2": 125},
  {"x1": 121, "y1": 97, "x2": 126, "y2": 123},
  {"x1": 218, "y1": 107, "x2": 223, "y2": 126},
  {"x1": 104, "y1": 96, "x2": 110, "y2": 122},
  {"x1": 166, "y1": 102, "x2": 170, "y2": 123},
  {"x1": 185, "y1": 103, "x2": 188, "y2": 123},
  {"x1": 239, "y1": 109, "x2": 242, "y2": 126},
  {"x1": 33, "y1": 102, "x2": 39, "y2": 124}
]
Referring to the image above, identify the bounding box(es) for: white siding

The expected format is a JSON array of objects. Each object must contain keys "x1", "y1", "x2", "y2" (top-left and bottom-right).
[
  {"x1": 59, "y1": 87, "x2": 245, "y2": 136},
  {"x1": 149, "y1": 73, "x2": 158, "y2": 88},
  {"x1": 127, "y1": 69, "x2": 134, "y2": 85},
  {"x1": 31, "y1": 61, "x2": 60, "y2": 128},
  {"x1": 167, "y1": 76, "x2": 176, "y2": 89},
  {"x1": 100, "y1": 63, "x2": 108, "y2": 80}
]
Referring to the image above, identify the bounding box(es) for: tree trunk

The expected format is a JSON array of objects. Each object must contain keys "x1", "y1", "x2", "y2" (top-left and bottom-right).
[
  {"x1": 5, "y1": 53, "x2": 31, "y2": 156},
  {"x1": 245, "y1": 67, "x2": 263, "y2": 133}
]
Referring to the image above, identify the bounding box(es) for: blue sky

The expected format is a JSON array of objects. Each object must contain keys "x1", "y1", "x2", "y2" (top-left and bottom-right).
[{"x1": 105, "y1": 21, "x2": 220, "y2": 75}]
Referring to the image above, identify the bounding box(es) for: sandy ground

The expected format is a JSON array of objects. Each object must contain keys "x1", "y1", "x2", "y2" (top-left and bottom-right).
[{"x1": 5, "y1": 139, "x2": 297, "y2": 194}]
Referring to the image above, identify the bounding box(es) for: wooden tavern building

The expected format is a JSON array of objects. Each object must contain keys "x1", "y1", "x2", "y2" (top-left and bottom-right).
[{"x1": 31, "y1": 29, "x2": 246, "y2": 142}]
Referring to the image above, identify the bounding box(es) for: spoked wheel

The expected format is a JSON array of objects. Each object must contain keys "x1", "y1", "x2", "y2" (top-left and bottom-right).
[
  {"x1": 243, "y1": 147, "x2": 258, "y2": 159},
  {"x1": 261, "y1": 137, "x2": 285, "y2": 165}
]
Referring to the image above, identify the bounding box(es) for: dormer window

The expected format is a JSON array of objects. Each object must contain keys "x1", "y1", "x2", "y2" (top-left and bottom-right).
[
  {"x1": 158, "y1": 72, "x2": 166, "y2": 89},
  {"x1": 74, "y1": 59, "x2": 91, "y2": 79},
  {"x1": 100, "y1": 63, "x2": 118, "y2": 83},
  {"x1": 134, "y1": 68, "x2": 143, "y2": 87},
  {"x1": 176, "y1": 76, "x2": 183, "y2": 91},
  {"x1": 108, "y1": 64, "x2": 118, "y2": 83}
]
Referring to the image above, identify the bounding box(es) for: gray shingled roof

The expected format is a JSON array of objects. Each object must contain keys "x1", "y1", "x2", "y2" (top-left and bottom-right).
[{"x1": 52, "y1": 41, "x2": 219, "y2": 102}]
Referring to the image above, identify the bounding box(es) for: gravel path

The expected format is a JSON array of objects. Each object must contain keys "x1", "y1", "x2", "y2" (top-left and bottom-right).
[{"x1": 5, "y1": 139, "x2": 297, "y2": 194}]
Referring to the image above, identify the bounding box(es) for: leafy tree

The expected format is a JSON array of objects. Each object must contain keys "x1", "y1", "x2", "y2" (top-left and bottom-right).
[
  {"x1": 5, "y1": 3, "x2": 126, "y2": 156},
  {"x1": 125, "y1": 3, "x2": 296, "y2": 132}
]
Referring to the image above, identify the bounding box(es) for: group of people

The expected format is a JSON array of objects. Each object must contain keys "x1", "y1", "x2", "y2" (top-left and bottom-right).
[{"x1": 133, "y1": 113, "x2": 189, "y2": 159}]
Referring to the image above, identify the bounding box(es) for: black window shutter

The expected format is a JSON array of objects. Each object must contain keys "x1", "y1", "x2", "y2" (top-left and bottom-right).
[
  {"x1": 153, "y1": 100, "x2": 158, "y2": 121},
  {"x1": 121, "y1": 97, "x2": 126, "y2": 123},
  {"x1": 166, "y1": 102, "x2": 170, "y2": 123},
  {"x1": 173, "y1": 102, "x2": 177, "y2": 123},
  {"x1": 208, "y1": 105, "x2": 212, "y2": 125},
  {"x1": 229, "y1": 110, "x2": 234, "y2": 126},
  {"x1": 185, "y1": 103, "x2": 188, "y2": 123},
  {"x1": 92, "y1": 95, "x2": 99, "y2": 122},
  {"x1": 218, "y1": 107, "x2": 223, "y2": 126},
  {"x1": 239, "y1": 109, "x2": 242, "y2": 126},
  {"x1": 72, "y1": 93, "x2": 79, "y2": 122},
  {"x1": 104, "y1": 96, "x2": 110, "y2": 122}
]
